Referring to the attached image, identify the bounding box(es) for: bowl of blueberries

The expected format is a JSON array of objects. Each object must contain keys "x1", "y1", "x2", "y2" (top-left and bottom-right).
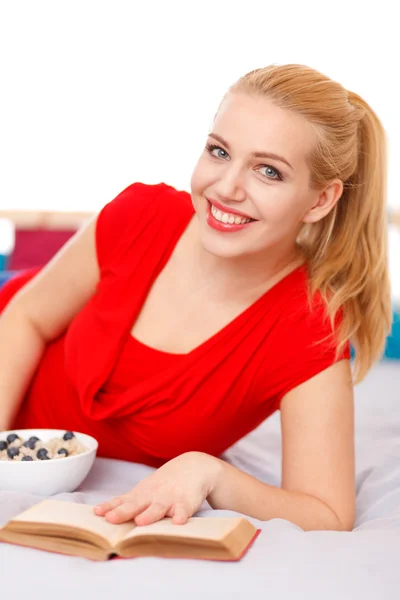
[{"x1": 0, "y1": 429, "x2": 98, "y2": 495}]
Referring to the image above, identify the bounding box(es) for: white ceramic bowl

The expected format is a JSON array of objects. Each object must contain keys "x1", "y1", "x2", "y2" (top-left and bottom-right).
[{"x1": 0, "y1": 429, "x2": 98, "y2": 495}]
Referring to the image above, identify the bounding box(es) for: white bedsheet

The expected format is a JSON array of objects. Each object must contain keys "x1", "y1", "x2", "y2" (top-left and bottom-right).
[{"x1": 1, "y1": 362, "x2": 399, "y2": 599}]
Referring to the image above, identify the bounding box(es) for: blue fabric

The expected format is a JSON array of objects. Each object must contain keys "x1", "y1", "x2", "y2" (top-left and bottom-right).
[
  {"x1": 385, "y1": 309, "x2": 400, "y2": 360},
  {"x1": 349, "y1": 309, "x2": 400, "y2": 360},
  {"x1": 0, "y1": 270, "x2": 399, "y2": 359}
]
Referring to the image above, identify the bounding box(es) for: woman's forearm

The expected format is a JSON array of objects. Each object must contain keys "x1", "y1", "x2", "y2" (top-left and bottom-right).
[
  {"x1": 0, "y1": 305, "x2": 46, "y2": 430},
  {"x1": 208, "y1": 455, "x2": 351, "y2": 532}
]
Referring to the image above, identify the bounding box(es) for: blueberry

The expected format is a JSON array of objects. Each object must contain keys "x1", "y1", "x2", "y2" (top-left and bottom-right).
[
  {"x1": 21, "y1": 456, "x2": 34, "y2": 461},
  {"x1": 57, "y1": 448, "x2": 69, "y2": 457},
  {"x1": 0, "y1": 440, "x2": 8, "y2": 451},
  {"x1": 36, "y1": 448, "x2": 49, "y2": 460},
  {"x1": 28, "y1": 436, "x2": 41, "y2": 444},
  {"x1": 62, "y1": 431, "x2": 75, "y2": 441},
  {"x1": 7, "y1": 446, "x2": 20, "y2": 459},
  {"x1": 23, "y1": 439, "x2": 38, "y2": 450},
  {"x1": 6, "y1": 433, "x2": 20, "y2": 444}
]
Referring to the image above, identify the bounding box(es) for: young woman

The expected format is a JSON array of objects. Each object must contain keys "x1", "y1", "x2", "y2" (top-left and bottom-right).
[{"x1": 0, "y1": 64, "x2": 391, "y2": 532}]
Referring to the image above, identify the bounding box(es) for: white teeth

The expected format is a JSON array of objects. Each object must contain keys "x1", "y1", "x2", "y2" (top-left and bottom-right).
[{"x1": 211, "y1": 204, "x2": 251, "y2": 225}]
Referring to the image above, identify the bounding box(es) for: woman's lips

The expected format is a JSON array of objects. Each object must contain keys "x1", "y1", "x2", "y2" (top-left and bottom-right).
[
  {"x1": 206, "y1": 200, "x2": 256, "y2": 233},
  {"x1": 206, "y1": 197, "x2": 256, "y2": 221}
]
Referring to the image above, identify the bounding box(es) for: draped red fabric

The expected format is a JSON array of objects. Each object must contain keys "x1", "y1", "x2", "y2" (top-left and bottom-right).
[{"x1": 2, "y1": 183, "x2": 350, "y2": 468}]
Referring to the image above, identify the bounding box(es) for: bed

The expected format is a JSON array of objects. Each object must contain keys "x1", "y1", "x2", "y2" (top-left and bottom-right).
[{"x1": 1, "y1": 361, "x2": 399, "y2": 598}]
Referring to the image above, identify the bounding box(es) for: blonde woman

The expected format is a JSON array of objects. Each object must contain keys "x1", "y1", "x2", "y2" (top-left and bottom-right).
[{"x1": 0, "y1": 64, "x2": 391, "y2": 532}]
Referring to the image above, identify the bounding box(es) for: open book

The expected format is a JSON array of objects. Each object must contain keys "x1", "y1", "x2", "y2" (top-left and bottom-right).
[{"x1": 0, "y1": 500, "x2": 260, "y2": 561}]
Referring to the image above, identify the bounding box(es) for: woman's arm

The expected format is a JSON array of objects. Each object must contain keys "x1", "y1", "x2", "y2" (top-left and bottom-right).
[
  {"x1": 95, "y1": 359, "x2": 355, "y2": 532},
  {"x1": 208, "y1": 359, "x2": 355, "y2": 531},
  {"x1": 0, "y1": 218, "x2": 100, "y2": 430}
]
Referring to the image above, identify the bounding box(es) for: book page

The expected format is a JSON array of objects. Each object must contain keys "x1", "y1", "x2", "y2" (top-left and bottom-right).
[
  {"x1": 122, "y1": 517, "x2": 242, "y2": 543},
  {"x1": 9, "y1": 500, "x2": 135, "y2": 548}
]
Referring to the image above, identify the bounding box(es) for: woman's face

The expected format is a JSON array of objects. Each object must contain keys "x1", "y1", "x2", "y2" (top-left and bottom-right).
[{"x1": 190, "y1": 92, "x2": 339, "y2": 261}]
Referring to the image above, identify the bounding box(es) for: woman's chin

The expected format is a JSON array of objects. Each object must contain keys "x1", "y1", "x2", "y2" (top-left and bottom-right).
[{"x1": 197, "y1": 230, "x2": 250, "y2": 260}]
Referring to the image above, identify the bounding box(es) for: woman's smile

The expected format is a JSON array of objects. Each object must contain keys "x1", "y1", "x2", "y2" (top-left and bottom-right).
[{"x1": 206, "y1": 199, "x2": 258, "y2": 233}]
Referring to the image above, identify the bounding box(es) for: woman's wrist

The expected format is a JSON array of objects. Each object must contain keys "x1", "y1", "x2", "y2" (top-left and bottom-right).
[
  {"x1": 204, "y1": 455, "x2": 233, "y2": 506},
  {"x1": 183, "y1": 451, "x2": 225, "y2": 497}
]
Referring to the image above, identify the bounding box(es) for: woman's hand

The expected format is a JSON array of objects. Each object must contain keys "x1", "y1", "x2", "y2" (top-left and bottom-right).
[{"x1": 93, "y1": 451, "x2": 223, "y2": 526}]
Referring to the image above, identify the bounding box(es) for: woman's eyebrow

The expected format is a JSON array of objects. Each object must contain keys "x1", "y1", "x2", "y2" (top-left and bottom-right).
[{"x1": 208, "y1": 132, "x2": 294, "y2": 171}]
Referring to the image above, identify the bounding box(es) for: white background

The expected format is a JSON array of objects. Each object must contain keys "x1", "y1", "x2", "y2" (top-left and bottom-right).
[{"x1": 0, "y1": 0, "x2": 399, "y2": 297}]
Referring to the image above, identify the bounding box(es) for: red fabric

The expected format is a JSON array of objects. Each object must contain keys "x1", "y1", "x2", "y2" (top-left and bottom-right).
[{"x1": 1, "y1": 182, "x2": 350, "y2": 468}]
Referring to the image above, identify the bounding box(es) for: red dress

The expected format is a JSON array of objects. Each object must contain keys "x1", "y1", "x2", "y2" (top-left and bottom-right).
[{"x1": 1, "y1": 182, "x2": 350, "y2": 468}]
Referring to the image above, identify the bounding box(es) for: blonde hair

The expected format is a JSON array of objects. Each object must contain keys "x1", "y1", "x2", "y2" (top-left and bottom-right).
[{"x1": 229, "y1": 64, "x2": 392, "y2": 384}]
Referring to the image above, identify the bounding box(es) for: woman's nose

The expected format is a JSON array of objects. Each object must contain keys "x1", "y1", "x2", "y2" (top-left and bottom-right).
[{"x1": 214, "y1": 166, "x2": 247, "y2": 202}]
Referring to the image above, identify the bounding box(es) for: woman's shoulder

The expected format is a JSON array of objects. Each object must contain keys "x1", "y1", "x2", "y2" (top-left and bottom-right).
[
  {"x1": 98, "y1": 181, "x2": 188, "y2": 222},
  {"x1": 260, "y1": 267, "x2": 351, "y2": 407},
  {"x1": 95, "y1": 181, "x2": 192, "y2": 267}
]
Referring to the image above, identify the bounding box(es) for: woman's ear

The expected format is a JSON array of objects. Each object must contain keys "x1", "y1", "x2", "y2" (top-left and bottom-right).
[{"x1": 303, "y1": 179, "x2": 344, "y2": 224}]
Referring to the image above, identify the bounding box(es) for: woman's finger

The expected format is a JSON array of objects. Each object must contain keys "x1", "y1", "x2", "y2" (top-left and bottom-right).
[
  {"x1": 171, "y1": 502, "x2": 190, "y2": 525},
  {"x1": 93, "y1": 497, "x2": 124, "y2": 515},
  {"x1": 105, "y1": 499, "x2": 150, "y2": 524},
  {"x1": 134, "y1": 501, "x2": 171, "y2": 526}
]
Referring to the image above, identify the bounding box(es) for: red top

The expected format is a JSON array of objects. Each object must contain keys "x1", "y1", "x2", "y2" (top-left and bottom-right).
[{"x1": 1, "y1": 182, "x2": 350, "y2": 468}]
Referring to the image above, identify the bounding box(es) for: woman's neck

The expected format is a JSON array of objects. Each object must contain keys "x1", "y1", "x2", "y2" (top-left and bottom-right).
[{"x1": 176, "y1": 216, "x2": 305, "y2": 304}]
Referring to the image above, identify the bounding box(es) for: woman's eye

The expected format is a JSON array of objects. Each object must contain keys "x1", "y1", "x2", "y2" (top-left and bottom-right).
[
  {"x1": 259, "y1": 165, "x2": 282, "y2": 180},
  {"x1": 206, "y1": 144, "x2": 229, "y2": 160}
]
